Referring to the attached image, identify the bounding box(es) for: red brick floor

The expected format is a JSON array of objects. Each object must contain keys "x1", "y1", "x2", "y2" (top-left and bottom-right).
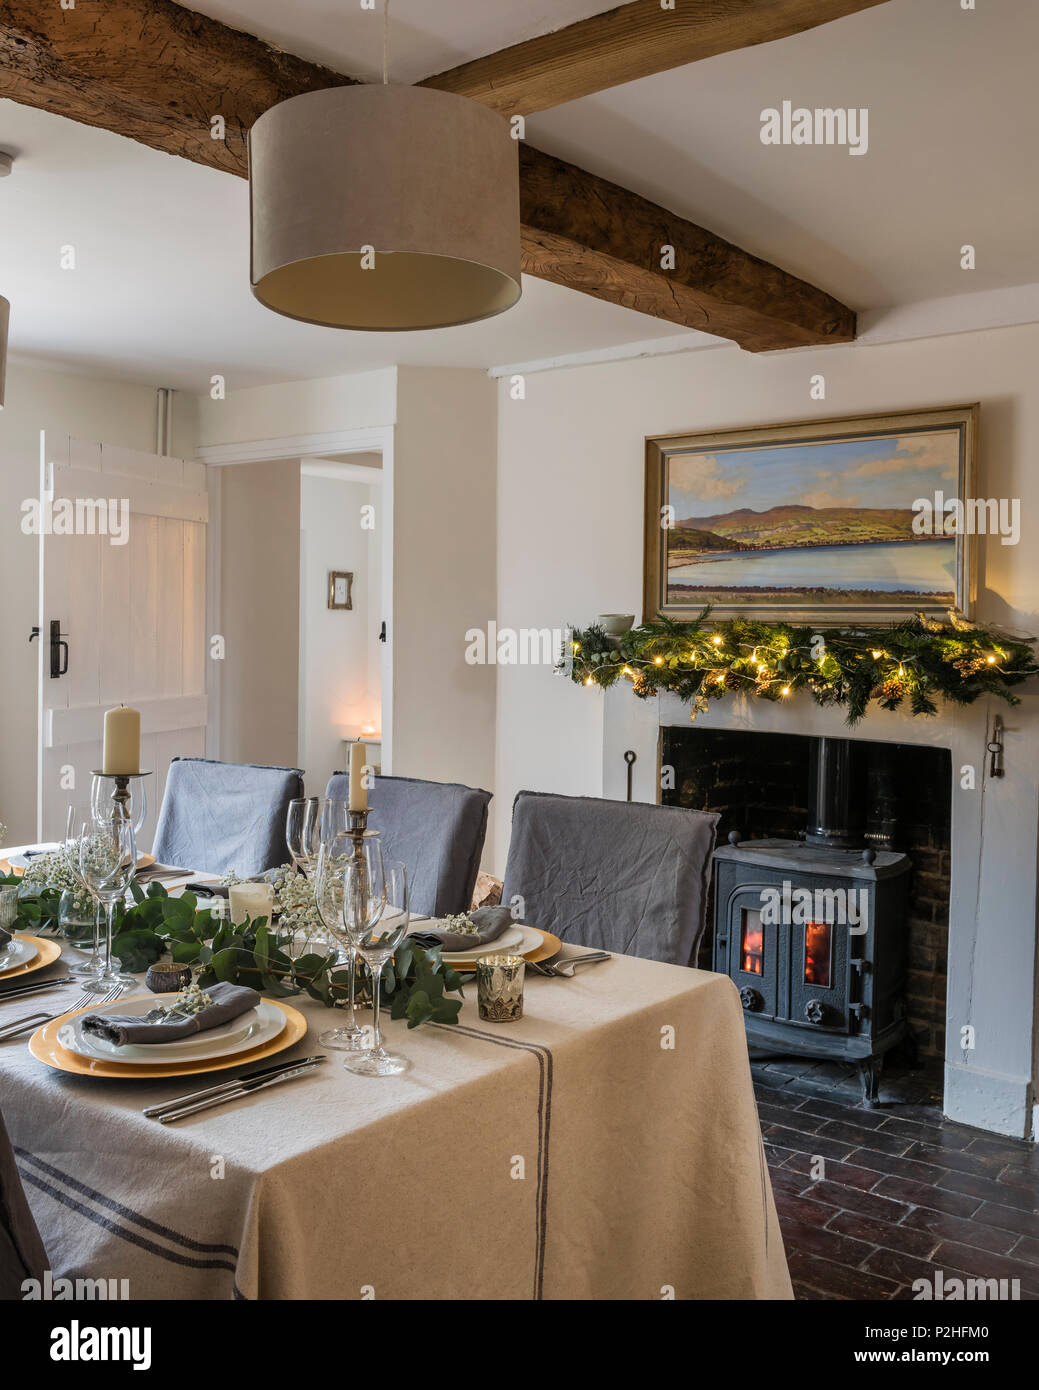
[{"x1": 753, "y1": 1062, "x2": 1039, "y2": 1300}]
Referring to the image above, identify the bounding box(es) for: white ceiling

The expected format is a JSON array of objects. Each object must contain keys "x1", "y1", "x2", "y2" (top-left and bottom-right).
[{"x1": 2, "y1": 0, "x2": 1037, "y2": 389}]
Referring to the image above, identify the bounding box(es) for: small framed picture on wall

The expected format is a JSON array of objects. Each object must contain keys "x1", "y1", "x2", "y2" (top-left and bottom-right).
[{"x1": 328, "y1": 570, "x2": 354, "y2": 610}]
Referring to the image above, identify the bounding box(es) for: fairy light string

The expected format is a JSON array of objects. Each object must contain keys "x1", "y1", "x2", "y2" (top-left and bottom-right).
[{"x1": 561, "y1": 610, "x2": 1037, "y2": 725}]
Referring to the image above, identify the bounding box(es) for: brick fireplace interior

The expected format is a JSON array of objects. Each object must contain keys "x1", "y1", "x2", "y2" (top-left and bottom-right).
[{"x1": 662, "y1": 728, "x2": 952, "y2": 1066}]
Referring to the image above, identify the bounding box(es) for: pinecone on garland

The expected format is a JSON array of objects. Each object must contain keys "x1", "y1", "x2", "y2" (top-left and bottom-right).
[
  {"x1": 951, "y1": 655, "x2": 989, "y2": 677},
  {"x1": 879, "y1": 676, "x2": 907, "y2": 701}
]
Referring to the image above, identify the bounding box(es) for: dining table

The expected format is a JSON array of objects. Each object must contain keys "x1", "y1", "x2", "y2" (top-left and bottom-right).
[{"x1": 0, "y1": 849, "x2": 792, "y2": 1301}]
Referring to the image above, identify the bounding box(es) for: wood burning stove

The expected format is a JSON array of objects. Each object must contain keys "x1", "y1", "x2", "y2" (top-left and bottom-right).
[{"x1": 712, "y1": 737, "x2": 912, "y2": 1105}]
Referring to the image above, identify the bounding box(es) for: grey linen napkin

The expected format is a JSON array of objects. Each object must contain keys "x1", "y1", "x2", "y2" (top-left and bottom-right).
[
  {"x1": 81, "y1": 982, "x2": 261, "y2": 1046},
  {"x1": 409, "y1": 905, "x2": 515, "y2": 953}
]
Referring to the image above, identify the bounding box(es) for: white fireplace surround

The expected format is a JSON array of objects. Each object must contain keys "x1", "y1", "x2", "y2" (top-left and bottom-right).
[{"x1": 603, "y1": 686, "x2": 1039, "y2": 1140}]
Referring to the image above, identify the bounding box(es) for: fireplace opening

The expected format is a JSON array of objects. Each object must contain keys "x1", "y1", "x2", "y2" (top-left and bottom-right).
[{"x1": 662, "y1": 728, "x2": 952, "y2": 1069}]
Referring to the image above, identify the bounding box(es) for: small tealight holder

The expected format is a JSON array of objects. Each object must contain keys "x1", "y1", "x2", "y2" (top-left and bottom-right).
[
  {"x1": 145, "y1": 960, "x2": 193, "y2": 994},
  {"x1": 0, "y1": 885, "x2": 19, "y2": 931},
  {"x1": 476, "y1": 954, "x2": 526, "y2": 1023}
]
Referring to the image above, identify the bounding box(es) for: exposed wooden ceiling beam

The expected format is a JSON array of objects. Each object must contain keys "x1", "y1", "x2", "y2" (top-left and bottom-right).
[
  {"x1": 520, "y1": 144, "x2": 853, "y2": 351},
  {"x1": 421, "y1": 0, "x2": 890, "y2": 116},
  {"x1": 0, "y1": 0, "x2": 352, "y2": 176},
  {"x1": 0, "y1": 0, "x2": 857, "y2": 351}
]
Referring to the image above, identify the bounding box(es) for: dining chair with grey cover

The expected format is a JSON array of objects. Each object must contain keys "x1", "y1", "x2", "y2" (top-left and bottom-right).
[
  {"x1": 0, "y1": 1108, "x2": 47, "y2": 1300},
  {"x1": 500, "y1": 790, "x2": 720, "y2": 966},
  {"x1": 325, "y1": 773, "x2": 492, "y2": 918},
  {"x1": 152, "y1": 758, "x2": 304, "y2": 877}
]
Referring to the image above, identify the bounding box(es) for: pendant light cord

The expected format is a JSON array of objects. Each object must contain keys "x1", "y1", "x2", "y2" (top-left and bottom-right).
[{"x1": 382, "y1": 0, "x2": 390, "y2": 85}]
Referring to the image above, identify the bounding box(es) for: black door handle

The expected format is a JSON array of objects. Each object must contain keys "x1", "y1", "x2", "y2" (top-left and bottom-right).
[
  {"x1": 29, "y1": 626, "x2": 39, "y2": 643},
  {"x1": 49, "y1": 619, "x2": 69, "y2": 679}
]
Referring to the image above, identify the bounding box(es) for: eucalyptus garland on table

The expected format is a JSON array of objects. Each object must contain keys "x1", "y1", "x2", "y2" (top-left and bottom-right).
[
  {"x1": 563, "y1": 609, "x2": 1038, "y2": 725},
  {"x1": 8, "y1": 879, "x2": 466, "y2": 1030}
]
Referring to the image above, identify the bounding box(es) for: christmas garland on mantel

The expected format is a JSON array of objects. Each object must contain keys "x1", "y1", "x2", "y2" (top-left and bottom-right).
[{"x1": 562, "y1": 610, "x2": 1038, "y2": 724}]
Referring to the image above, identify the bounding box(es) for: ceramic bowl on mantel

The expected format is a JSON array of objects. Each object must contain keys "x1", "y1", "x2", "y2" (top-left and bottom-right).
[{"x1": 598, "y1": 614, "x2": 635, "y2": 639}]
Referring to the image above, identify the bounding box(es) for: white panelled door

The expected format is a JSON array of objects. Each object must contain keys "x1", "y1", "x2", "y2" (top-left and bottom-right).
[{"x1": 37, "y1": 436, "x2": 208, "y2": 849}]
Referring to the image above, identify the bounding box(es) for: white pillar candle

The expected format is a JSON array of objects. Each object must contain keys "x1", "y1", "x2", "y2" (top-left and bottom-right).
[
  {"x1": 228, "y1": 882, "x2": 275, "y2": 927},
  {"x1": 349, "y1": 741, "x2": 368, "y2": 812},
  {"x1": 102, "y1": 705, "x2": 141, "y2": 775}
]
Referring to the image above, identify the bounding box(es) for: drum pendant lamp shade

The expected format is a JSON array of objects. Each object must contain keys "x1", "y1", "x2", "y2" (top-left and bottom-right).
[
  {"x1": 249, "y1": 85, "x2": 522, "y2": 331},
  {"x1": 0, "y1": 295, "x2": 8, "y2": 409}
]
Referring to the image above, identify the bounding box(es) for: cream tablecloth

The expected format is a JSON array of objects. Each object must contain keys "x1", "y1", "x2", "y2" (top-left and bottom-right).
[{"x1": 1, "y1": 921, "x2": 791, "y2": 1300}]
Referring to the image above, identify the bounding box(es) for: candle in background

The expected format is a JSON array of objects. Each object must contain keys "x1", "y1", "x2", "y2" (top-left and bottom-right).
[
  {"x1": 102, "y1": 705, "x2": 141, "y2": 774},
  {"x1": 228, "y1": 881, "x2": 275, "y2": 927},
  {"x1": 349, "y1": 741, "x2": 368, "y2": 812}
]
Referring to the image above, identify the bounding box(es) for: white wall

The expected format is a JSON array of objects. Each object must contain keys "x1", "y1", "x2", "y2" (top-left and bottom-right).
[
  {"x1": 494, "y1": 322, "x2": 1039, "y2": 1137},
  {"x1": 219, "y1": 459, "x2": 300, "y2": 768},
  {"x1": 392, "y1": 367, "x2": 498, "y2": 852},
  {"x1": 299, "y1": 472, "x2": 380, "y2": 794},
  {"x1": 0, "y1": 362, "x2": 180, "y2": 843}
]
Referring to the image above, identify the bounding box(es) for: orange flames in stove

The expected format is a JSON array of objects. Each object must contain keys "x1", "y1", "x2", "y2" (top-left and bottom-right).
[
  {"x1": 804, "y1": 920, "x2": 832, "y2": 988},
  {"x1": 742, "y1": 917, "x2": 763, "y2": 975}
]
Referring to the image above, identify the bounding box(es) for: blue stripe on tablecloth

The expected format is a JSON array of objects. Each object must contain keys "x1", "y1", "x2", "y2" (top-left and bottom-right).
[
  {"x1": 15, "y1": 1146, "x2": 239, "y2": 1256},
  {"x1": 18, "y1": 1165, "x2": 239, "y2": 1277},
  {"x1": 429, "y1": 1019, "x2": 553, "y2": 1301}
]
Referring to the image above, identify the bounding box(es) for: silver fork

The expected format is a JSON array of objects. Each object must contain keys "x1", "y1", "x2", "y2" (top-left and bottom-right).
[
  {"x1": 529, "y1": 951, "x2": 611, "y2": 978},
  {"x1": 0, "y1": 982, "x2": 124, "y2": 1042}
]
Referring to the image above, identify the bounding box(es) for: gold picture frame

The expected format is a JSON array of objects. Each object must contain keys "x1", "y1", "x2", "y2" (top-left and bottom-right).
[
  {"x1": 327, "y1": 570, "x2": 354, "y2": 610},
  {"x1": 644, "y1": 404, "x2": 979, "y2": 625}
]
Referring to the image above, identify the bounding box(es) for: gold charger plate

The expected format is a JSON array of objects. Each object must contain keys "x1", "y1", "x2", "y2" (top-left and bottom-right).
[
  {"x1": 446, "y1": 929, "x2": 562, "y2": 973},
  {"x1": 29, "y1": 996, "x2": 307, "y2": 1080},
  {"x1": 0, "y1": 935, "x2": 62, "y2": 980},
  {"x1": 1, "y1": 853, "x2": 155, "y2": 877}
]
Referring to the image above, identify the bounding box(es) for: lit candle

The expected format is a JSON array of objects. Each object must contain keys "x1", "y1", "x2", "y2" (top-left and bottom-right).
[
  {"x1": 102, "y1": 705, "x2": 141, "y2": 775},
  {"x1": 349, "y1": 741, "x2": 368, "y2": 812}
]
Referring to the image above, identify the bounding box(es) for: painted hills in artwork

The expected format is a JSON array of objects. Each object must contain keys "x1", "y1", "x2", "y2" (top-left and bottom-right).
[{"x1": 667, "y1": 504, "x2": 929, "y2": 566}]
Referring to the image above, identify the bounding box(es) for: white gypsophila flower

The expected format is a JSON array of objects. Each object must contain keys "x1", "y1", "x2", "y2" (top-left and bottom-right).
[
  {"x1": 439, "y1": 913, "x2": 479, "y2": 937},
  {"x1": 21, "y1": 845, "x2": 93, "y2": 915}
]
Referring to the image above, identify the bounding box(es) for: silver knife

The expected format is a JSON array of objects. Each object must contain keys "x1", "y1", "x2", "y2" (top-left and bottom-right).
[
  {"x1": 143, "y1": 1054, "x2": 326, "y2": 1118},
  {"x1": 0, "y1": 975, "x2": 74, "y2": 1000},
  {"x1": 158, "y1": 1059, "x2": 324, "y2": 1123}
]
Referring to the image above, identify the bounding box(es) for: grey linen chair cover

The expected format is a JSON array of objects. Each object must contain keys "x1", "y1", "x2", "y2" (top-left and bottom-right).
[
  {"x1": 152, "y1": 758, "x2": 304, "y2": 877},
  {"x1": 501, "y1": 791, "x2": 720, "y2": 966},
  {"x1": 325, "y1": 773, "x2": 491, "y2": 918},
  {"x1": 0, "y1": 1107, "x2": 47, "y2": 1299}
]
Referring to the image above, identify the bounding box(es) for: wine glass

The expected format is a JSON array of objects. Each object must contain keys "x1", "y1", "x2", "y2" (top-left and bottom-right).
[
  {"x1": 77, "y1": 812, "x2": 138, "y2": 992},
  {"x1": 313, "y1": 828, "x2": 381, "y2": 1050},
  {"x1": 286, "y1": 797, "x2": 320, "y2": 876},
  {"x1": 62, "y1": 804, "x2": 104, "y2": 977},
  {"x1": 344, "y1": 859, "x2": 409, "y2": 1078},
  {"x1": 89, "y1": 774, "x2": 147, "y2": 836}
]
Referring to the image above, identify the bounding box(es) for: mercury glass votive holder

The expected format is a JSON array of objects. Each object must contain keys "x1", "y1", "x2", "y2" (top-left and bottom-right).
[
  {"x1": 476, "y1": 954, "x2": 526, "y2": 1023},
  {"x1": 0, "y1": 886, "x2": 18, "y2": 930}
]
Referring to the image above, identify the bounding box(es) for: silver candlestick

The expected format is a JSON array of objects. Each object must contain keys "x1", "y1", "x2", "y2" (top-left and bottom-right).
[{"x1": 90, "y1": 770, "x2": 153, "y2": 826}]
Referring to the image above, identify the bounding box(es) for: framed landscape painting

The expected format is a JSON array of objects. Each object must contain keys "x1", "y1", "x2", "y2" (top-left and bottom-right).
[{"x1": 643, "y1": 404, "x2": 978, "y2": 624}]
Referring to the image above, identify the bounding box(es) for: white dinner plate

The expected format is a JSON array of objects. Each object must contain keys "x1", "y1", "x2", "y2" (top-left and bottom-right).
[
  {"x1": 441, "y1": 924, "x2": 543, "y2": 964},
  {"x1": 56, "y1": 994, "x2": 287, "y2": 1065},
  {"x1": 0, "y1": 936, "x2": 40, "y2": 973}
]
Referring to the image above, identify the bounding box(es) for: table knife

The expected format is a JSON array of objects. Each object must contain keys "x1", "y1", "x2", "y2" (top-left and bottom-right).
[
  {"x1": 157, "y1": 1059, "x2": 324, "y2": 1123},
  {"x1": 143, "y1": 1054, "x2": 326, "y2": 1118},
  {"x1": 0, "y1": 975, "x2": 74, "y2": 1001}
]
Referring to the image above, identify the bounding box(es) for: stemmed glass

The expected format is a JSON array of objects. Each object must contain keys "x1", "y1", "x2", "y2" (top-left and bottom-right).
[
  {"x1": 313, "y1": 825, "x2": 380, "y2": 1051},
  {"x1": 344, "y1": 859, "x2": 410, "y2": 1077},
  {"x1": 89, "y1": 774, "x2": 148, "y2": 836},
  {"x1": 63, "y1": 804, "x2": 104, "y2": 978},
  {"x1": 77, "y1": 812, "x2": 138, "y2": 992},
  {"x1": 286, "y1": 797, "x2": 320, "y2": 877}
]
